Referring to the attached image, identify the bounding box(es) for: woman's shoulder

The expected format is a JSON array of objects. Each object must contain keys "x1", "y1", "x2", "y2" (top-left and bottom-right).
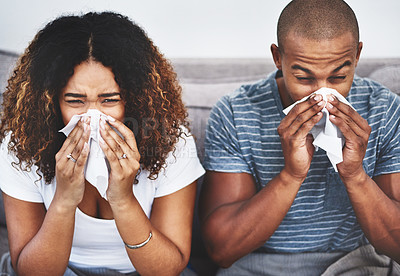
[
  {"x1": 152, "y1": 127, "x2": 205, "y2": 198},
  {"x1": 0, "y1": 132, "x2": 46, "y2": 203},
  {"x1": 165, "y1": 127, "x2": 197, "y2": 163},
  {"x1": 1, "y1": 132, "x2": 21, "y2": 168}
]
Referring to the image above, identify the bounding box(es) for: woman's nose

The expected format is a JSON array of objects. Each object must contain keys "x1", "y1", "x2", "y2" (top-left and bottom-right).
[{"x1": 87, "y1": 101, "x2": 98, "y2": 110}]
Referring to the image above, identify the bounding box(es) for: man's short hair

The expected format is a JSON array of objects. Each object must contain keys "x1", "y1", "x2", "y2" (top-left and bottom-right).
[{"x1": 277, "y1": 0, "x2": 359, "y2": 52}]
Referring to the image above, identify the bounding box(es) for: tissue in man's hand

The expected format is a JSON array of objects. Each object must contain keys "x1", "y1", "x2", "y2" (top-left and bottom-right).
[
  {"x1": 282, "y1": 87, "x2": 354, "y2": 171},
  {"x1": 59, "y1": 109, "x2": 109, "y2": 198}
]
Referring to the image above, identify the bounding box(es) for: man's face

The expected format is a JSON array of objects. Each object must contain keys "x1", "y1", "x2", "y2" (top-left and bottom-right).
[{"x1": 272, "y1": 31, "x2": 362, "y2": 107}]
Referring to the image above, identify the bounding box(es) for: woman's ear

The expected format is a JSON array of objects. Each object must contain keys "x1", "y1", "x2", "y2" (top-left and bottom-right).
[{"x1": 270, "y1": 44, "x2": 282, "y2": 70}]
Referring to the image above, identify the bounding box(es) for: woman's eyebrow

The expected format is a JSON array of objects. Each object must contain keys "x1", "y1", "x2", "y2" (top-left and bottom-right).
[
  {"x1": 98, "y1": 92, "x2": 121, "y2": 98},
  {"x1": 64, "y1": 92, "x2": 86, "y2": 98}
]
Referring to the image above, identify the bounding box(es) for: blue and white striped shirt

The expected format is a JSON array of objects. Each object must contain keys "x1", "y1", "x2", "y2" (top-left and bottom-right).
[{"x1": 204, "y1": 71, "x2": 400, "y2": 253}]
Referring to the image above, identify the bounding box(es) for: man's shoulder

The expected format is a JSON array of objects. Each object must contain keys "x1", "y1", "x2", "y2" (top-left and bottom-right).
[
  {"x1": 351, "y1": 75, "x2": 400, "y2": 107},
  {"x1": 352, "y1": 75, "x2": 398, "y2": 97}
]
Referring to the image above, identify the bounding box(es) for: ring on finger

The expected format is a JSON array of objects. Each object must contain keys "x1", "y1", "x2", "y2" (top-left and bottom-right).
[
  {"x1": 67, "y1": 153, "x2": 77, "y2": 163},
  {"x1": 118, "y1": 153, "x2": 127, "y2": 160}
]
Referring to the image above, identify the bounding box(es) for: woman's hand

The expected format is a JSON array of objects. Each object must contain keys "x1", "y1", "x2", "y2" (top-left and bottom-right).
[
  {"x1": 54, "y1": 117, "x2": 91, "y2": 211},
  {"x1": 99, "y1": 116, "x2": 141, "y2": 205}
]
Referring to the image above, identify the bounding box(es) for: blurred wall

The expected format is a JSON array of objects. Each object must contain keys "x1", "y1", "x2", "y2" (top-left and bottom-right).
[{"x1": 0, "y1": 0, "x2": 399, "y2": 59}]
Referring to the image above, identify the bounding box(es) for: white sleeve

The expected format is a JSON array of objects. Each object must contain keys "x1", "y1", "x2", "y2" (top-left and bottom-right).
[
  {"x1": 0, "y1": 137, "x2": 44, "y2": 203},
  {"x1": 154, "y1": 134, "x2": 205, "y2": 198}
]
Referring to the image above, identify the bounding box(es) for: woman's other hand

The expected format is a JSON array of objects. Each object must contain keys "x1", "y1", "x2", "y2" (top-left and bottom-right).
[{"x1": 99, "y1": 116, "x2": 141, "y2": 205}]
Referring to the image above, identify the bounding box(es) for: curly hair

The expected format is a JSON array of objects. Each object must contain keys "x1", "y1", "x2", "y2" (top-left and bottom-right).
[{"x1": 0, "y1": 12, "x2": 189, "y2": 183}]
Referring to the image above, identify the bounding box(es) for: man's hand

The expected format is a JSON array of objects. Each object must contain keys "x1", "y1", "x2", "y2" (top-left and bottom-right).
[
  {"x1": 326, "y1": 95, "x2": 371, "y2": 181},
  {"x1": 278, "y1": 94, "x2": 325, "y2": 180}
]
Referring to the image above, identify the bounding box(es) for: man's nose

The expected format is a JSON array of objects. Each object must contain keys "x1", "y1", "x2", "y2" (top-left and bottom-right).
[{"x1": 314, "y1": 80, "x2": 331, "y2": 91}]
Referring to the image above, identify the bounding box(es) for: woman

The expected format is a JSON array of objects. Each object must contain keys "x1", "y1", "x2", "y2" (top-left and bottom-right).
[{"x1": 0, "y1": 12, "x2": 204, "y2": 275}]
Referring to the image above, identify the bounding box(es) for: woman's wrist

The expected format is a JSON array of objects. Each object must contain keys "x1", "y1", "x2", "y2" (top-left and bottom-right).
[
  {"x1": 108, "y1": 193, "x2": 137, "y2": 213},
  {"x1": 50, "y1": 193, "x2": 80, "y2": 215}
]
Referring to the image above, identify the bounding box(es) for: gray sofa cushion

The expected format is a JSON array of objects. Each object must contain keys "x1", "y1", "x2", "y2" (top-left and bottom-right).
[
  {"x1": 369, "y1": 65, "x2": 400, "y2": 94},
  {"x1": 0, "y1": 52, "x2": 399, "y2": 266}
]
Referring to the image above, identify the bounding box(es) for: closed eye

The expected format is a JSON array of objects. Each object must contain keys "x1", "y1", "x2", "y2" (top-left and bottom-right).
[
  {"x1": 329, "y1": 76, "x2": 346, "y2": 83},
  {"x1": 66, "y1": 99, "x2": 84, "y2": 104},
  {"x1": 102, "y1": 98, "x2": 121, "y2": 104},
  {"x1": 296, "y1": 77, "x2": 314, "y2": 82}
]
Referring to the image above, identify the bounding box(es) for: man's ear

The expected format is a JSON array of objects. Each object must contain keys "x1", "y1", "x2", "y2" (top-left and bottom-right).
[
  {"x1": 271, "y1": 44, "x2": 282, "y2": 70},
  {"x1": 355, "y1": 41, "x2": 363, "y2": 67}
]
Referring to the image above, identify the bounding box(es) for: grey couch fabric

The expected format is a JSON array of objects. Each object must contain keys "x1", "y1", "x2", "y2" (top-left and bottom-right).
[{"x1": 1, "y1": 50, "x2": 400, "y2": 274}]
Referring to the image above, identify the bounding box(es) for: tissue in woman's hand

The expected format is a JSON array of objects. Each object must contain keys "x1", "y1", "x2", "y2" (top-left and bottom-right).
[
  {"x1": 59, "y1": 109, "x2": 109, "y2": 198},
  {"x1": 282, "y1": 87, "x2": 355, "y2": 171}
]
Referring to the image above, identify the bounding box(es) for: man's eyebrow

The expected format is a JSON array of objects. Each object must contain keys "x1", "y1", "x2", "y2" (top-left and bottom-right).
[
  {"x1": 98, "y1": 92, "x2": 121, "y2": 98},
  {"x1": 64, "y1": 93, "x2": 86, "y2": 98},
  {"x1": 333, "y1": 61, "x2": 352, "y2": 73},
  {"x1": 291, "y1": 64, "x2": 312, "y2": 74}
]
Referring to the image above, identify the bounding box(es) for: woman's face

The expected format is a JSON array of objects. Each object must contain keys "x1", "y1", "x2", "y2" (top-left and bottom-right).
[{"x1": 59, "y1": 60, "x2": 125, "y2": 125}]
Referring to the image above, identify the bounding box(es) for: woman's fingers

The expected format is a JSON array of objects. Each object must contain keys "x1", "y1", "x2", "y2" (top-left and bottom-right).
[
  {"x1": 73, "y1": 142, "x2": 90, "y2": 174},
  {"x1": 100, "y1": 117, "x2": 141, "y2": 161},
  {"x1": 56, "y1": 117, "x2": 91, "y2": 169},
  {"x1": 105, "y1": 116, "x2": 139, "y2": 151},
  {"x1": 57, "y1": 119, "x2": 85, "y2": 158}
]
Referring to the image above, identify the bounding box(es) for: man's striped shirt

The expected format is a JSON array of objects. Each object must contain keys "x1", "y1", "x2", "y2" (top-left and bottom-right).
[{"x1": 204, "y1": 71, "x2": 400, "y2": 253}]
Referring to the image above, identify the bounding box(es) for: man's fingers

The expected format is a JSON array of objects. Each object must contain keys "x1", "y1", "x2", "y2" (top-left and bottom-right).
[
  {"x1": 327, "y1": 96, "x2": 371, "y2": 139},
  {"x1": 279, "y1": 94, "x2": 325, "y2": 138}
]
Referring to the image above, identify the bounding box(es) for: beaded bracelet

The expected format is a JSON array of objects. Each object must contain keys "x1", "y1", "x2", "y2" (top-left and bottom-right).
[{"x1": 124, "y1": 232, "x2": 152, "y2": 249}]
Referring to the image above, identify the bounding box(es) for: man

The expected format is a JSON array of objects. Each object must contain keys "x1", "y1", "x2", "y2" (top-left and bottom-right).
[{"x1": 199, "y1": 0, "x2": 400, "y2": 274}]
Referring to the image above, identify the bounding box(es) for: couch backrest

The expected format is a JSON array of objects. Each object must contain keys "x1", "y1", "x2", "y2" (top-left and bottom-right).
[{"x1": 1, "y1": 51, "x2": 400, "y2": 257}]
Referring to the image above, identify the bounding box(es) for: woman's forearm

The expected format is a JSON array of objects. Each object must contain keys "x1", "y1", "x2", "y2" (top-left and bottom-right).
[
  {"x1": 111, "y1": 197, "x2": 188, "y2": 276},
  {"x1": 16, "y1": 201, "x2": 76, "y2": 276}
]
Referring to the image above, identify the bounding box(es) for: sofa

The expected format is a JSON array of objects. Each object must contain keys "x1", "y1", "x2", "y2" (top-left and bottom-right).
[{"x1": 1, "y1": 49, "x2": 400, "y2": 275}]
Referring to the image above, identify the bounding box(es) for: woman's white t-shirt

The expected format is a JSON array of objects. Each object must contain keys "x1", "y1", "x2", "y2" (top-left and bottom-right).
[{"x1": 0, "y1": 133, "x2": 205, "y2": 273}]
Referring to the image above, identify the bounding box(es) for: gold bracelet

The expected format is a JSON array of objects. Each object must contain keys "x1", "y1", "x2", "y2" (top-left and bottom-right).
[{"x1": 124, "y1": 232, "x2": 152, "y2": 249}]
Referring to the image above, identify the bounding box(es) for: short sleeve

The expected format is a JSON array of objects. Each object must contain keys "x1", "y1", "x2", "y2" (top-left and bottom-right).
[
  {"x1": 374, "y1": 92, "x2": 400, "y2": 175},
  {"x1": 154, "y1": 133, "x2": 205, "y2": 198},
  {"x1": 203, "y1": 96, "x2": 251, "y2": 173},
  {"x1": 0, "y1": 135, "x2": 44, "y2": 203}
]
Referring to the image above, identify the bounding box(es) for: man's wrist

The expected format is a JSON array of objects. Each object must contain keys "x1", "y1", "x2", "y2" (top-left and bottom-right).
[
  {"x1": 280, "y1": 168, "x2": 306, "y2": 187},
  {"x1": 340, "y1": 168, "x2": 369, "y2": 188}
]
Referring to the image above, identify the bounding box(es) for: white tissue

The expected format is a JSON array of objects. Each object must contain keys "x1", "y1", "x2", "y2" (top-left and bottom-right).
[
  {"x1": 282, "y1": 87, "x2": 354, "y2": 171},
  {"x1": 59, "y1": 109, "x2": 109, "y2": 198}
]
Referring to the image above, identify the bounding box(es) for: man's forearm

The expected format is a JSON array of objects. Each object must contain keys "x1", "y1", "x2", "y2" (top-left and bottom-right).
[
  {"x1": 202, "y1": 170, "x2": 303, "y2": 267},
  {"x1": 343, "y1": 172, "x2": 400, "y2": 263}
]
